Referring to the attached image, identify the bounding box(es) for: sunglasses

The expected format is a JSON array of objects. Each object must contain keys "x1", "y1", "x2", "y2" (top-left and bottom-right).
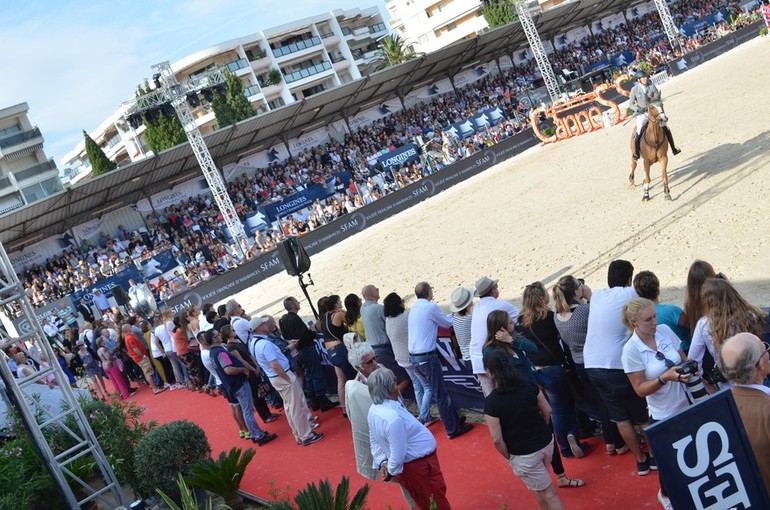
[
  {"x1": 655, "y1": 351, "x2": 675, "y2": 369},
  {"x1": 755, "y1": 341, "x2": 770, "y2": 367}
]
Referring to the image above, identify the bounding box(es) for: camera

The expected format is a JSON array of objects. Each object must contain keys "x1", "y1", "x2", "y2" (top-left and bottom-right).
[
  {"x1": 702, "y1": 366, "x2": 727, "y2": 385},
  {"x1": 675, "y1": 360, "x2": 708, "y2": 402},
  {"x1": 675, "y1": 359, "x2": 699, "y2": 376}
]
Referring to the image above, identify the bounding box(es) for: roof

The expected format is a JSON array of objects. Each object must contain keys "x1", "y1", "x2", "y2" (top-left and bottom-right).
[{"x1": 0, "y1": 0, "x2": 641, "y2": 251}]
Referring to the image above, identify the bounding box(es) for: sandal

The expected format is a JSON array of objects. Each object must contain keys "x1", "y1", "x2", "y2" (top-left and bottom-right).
[{"x1": 557, "y1": 476, "x2": 585, "y2": 488}]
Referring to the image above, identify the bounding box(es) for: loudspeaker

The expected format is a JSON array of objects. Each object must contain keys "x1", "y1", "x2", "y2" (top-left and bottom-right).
[{"x1": 276, "y1": 237, "x2": 311, "y2": 277}]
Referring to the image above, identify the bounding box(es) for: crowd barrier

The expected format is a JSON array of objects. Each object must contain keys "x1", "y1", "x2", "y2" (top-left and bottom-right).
[{"x1": 670, "y1": 20, "x2": 764, "y2": 76}]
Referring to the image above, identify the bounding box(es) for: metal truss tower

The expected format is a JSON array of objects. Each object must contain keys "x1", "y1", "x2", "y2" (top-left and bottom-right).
[
  {"x1": 652, "y1": 0, "x2": 682, "y2": 48},
  {"x1": 125, "y1": 62, "x2": 248, "y2": 248},
  {"x1": 514, "y1": 0, "x2": 562, "y2": 104},
  {"x1": 0, "y1": 243, "x2": 127, "y2": 508}
]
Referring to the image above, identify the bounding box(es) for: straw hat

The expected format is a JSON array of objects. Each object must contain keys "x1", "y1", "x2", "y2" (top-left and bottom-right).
[
  {"x1": 449, "y1": 287, "x2": 474, "y2": 312},
  {"x1": 474, "y1": 276, "x2": 499, "y2": 297}
]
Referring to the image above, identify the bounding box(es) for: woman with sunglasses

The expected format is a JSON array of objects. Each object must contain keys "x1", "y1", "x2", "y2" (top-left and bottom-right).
[{"x1": 621, "y1": 297, "x2": 690, "y2": 510}]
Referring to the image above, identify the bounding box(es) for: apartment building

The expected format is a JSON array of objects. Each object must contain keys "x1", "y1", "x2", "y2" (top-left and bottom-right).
[
  {"x1": 0, "y1": 103, "x2": 63, "y2": 215},
  {"x1": 61, "y1": 7, "x2": 387, "y2": 178},
  {"x1": 385, "y1": 0, "x2": 488, "y2": 54}
]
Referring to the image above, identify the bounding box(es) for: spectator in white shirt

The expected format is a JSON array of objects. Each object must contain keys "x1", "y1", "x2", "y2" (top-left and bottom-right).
[
  {"x1": 367, "y1": 367, "x2": 451, "y2": 510},
  {"x1": 469, "y1": 276, "x2": 520, "y2": 396},
  {"x1": 408, "y1": 281, "x2": 472, "y2": 440},
  {"x1": 582, "y1": 260, "x2": 649, "y2": 474}
]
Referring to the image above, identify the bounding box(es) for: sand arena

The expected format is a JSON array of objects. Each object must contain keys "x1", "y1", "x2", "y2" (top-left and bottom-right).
[{"x1": 232, "y1": 36, "x2": 770, "y2": 319}]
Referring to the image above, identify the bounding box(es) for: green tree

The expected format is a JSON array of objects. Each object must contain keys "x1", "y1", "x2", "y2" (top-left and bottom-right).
[
  {"x1": 83, "y1": 130, "x2": 116, "y2": 176},
  {"x1": 136, "y1": 81, "x2": 187, "y2": 154},
  {"x1": 482, "y1": 0, "x2": 517, "y2": 29},
  {"x1": 212, "y1": 71, "x2": 256, "y2": 128},
  {"x1": 372, "y1": 34, "x2": 423, "y2": 70}
]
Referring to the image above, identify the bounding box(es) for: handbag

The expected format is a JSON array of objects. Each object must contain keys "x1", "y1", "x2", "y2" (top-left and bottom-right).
[{"x1": 526, "y1": 326, "x2": 585, "y2": 403}]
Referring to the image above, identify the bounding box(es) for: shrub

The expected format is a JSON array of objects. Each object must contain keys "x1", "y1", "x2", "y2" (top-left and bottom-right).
[
  {"x1": 185, "y1": 447, "x2": 255, "y2": 509},
  {"x1": 268, "y1": 476, "x2": 369, "y2": 510},
  {"x1": 0, "y1": 438, "x2": 64, "y2": 510},
  {"x1": 134, "y1": 420, "x2": 211, "y2": 500},
  {"x1": 760, "y1": 27, "x2": 768, "y2": 37}
]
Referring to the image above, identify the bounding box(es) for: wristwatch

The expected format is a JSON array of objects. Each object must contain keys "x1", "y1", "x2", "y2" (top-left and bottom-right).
[{"x1": 656, "y1": 376, "x2": 666, "y2": 386}]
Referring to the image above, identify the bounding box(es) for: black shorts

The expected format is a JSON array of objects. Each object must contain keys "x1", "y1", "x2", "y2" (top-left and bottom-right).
[{"x1": 586, "y1": 368, "x2": 648, "y2": 425}]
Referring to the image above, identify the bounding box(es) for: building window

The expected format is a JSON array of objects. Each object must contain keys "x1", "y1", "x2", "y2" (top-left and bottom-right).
[
  {"x1": 0, "y1": 124, "x2": 21, "y2": 139},
  {"x1": 20, "y1": 177, "x2": 63, "y2": 204}
]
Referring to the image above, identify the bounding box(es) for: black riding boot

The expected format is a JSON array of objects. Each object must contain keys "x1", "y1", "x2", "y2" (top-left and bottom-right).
[
  {"x1": 664, "y1": 126, "x2": 681, "y2": 155},
  {"x1": 633, "y1": 133, "x2": 642, "y2": 160}
]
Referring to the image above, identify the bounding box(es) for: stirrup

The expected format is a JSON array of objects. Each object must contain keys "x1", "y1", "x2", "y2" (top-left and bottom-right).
[{"x1": 672, "y1": 147, "x2": 681, "y2": 155}]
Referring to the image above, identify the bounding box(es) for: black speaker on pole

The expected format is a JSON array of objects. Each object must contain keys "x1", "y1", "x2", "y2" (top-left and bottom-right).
[{"x1": 276, "y1": 237, "x2": 311, "y2": 277}]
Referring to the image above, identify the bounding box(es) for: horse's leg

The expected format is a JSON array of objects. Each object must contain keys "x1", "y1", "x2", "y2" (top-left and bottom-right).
[
  {"x1": 629, "y1": 157, "x2": 637, "y2": 187},
  {"x1": 660, "y1": 155, "x2": 671, "y2": 201},
  {"x1": 642, "y1": 161, "x2": 652, "y2": 201}
]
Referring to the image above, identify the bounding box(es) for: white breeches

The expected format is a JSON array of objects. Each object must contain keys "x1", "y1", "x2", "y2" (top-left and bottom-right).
[{"x1": 636, "y1": 113, "x2": 648, "y2": 135}]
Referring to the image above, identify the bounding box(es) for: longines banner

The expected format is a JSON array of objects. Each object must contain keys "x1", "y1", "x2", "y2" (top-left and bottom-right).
[
  {"x1": 670, "y1": 21, "x2": 763, "y2": 76},
  {"x1": 165, "y1": 128, "x2": 540, "y2": 312}
]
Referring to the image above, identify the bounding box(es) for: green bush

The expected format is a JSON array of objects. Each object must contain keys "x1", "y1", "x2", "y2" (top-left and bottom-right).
[
  {"x1": 760, "y1": 27, "x2": 768, "y2": 37},
  {"x1": 48, "y1": 397, "x2": 154, "y2": 490},
  {"x1": 268, "y1": 476, "x2": 369, "y2": 510},
  {"x1": 0, "y1": 438, "x2": 64, "y2": 510},
  {"x1": 134, "y1": 420, "x2": 211, "y2": 500},
  {"x1": 543, "y1": 127, "x2": 556, "y2": 137}
]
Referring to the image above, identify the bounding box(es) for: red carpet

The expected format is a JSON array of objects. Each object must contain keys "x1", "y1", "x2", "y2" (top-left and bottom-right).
[{"x1": 124, "y1": 382, "x2": 662, "y2": 509}]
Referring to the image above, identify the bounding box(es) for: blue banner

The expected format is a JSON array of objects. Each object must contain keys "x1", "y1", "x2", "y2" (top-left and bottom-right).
[
  {"x1": 646, "y1": 390, "x2": 770, "y2": 509},
  {"x1": 377, "y1": 143, "x2": 421, "y2": 172},
  {"x1": 445, "y1": 119, "x2": 476, "y2": 140},
  {"x1": 445, "y1": 107, "x2": 509, "y2": 139},
  {"x1": 680, "y1": 10, "x2": 728, "y2": 37},
  {"x1": 71, "y1": 266, "x2": 144, "y2": 307},
  {"x1": 262, "y1": 172, "x2": 350, "y2": 222},
  {"x1": 243, "y1": 209, "x2": 270, "y2": 236},
  {"x1": 141, "y1": 250, "x2": 177, "y2": 279}
]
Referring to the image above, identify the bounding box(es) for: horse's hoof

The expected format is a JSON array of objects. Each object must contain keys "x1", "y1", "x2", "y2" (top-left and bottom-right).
[
  {"x1": 664, "y1": 192, "x2": 672, "y2": 201},
  {"x1": 627, "y1": 177, "x2": 635, "y2": 188},
  {"x1": 642, "y1": 194, "x2": 650, "y2": 202}
]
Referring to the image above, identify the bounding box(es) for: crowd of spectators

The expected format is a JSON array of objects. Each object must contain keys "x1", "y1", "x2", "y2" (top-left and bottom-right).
[{"x1": 11, "y1": 0, "x2": 761, "y2": 310}]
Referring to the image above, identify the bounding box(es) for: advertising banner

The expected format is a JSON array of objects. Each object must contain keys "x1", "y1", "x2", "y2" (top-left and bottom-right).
[
  {"x1": 377, "y1": 143, "x2": 421, "y2": 171},
  {"x1": 670, "y1": 21, "x2": 763, "y2": 76},
  {"x1": 71, "y1": 266, "x2": 143, "y2": 307},
  {"x1": 165, "y1": 129, "x2": 541, "y2": 311},
  {"x1": 72, "y1": 217, "x2": 106, "y2": 244},
  {"x1": 140, "y1": 250, "x2": 178, "y2": 279},
  {"x1": 134, "y1": 178, "x2": 210, "y2": 213},
  {"x1": 262, "y1": 172, "x2": 350, "y2": 222},
  {"x1": 9, "y1": 234, "x2": 75, "y2": 273},
  {"x1": 243, "y1": 209, "x2": 270, "y2": 236},
  {"x1": 646, "y1": 390, "x2": 770, "y2": 509},
  {"x1": 680, "y1": 9, "x2": 728, "y2": 37}
]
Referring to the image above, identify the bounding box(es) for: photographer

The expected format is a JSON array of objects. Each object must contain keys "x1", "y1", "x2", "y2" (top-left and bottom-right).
[{"x1": 621, "y1": 298, "x2": 691, "y2": 510}]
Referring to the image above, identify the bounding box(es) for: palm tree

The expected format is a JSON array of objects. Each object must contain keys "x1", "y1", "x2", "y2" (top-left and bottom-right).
[{"x1": 373, "y1": 34, "x2": 423, "y2": 70}]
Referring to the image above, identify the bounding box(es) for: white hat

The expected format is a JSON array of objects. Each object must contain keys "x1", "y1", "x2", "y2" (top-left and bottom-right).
[
  {"x1": 474, "y1": 276, "x2": 499, "y2": 297},
  {"x1": 250, "y1": 316, "x2": 269, "y2": 330},
  {"x1": 449, "y1": 287, "x2": 474, "y2": 312}
]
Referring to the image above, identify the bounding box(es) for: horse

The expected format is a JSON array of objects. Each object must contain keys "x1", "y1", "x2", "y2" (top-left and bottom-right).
[{"x1": 629, "y1": 102, "x2": 672, "y2": 201}]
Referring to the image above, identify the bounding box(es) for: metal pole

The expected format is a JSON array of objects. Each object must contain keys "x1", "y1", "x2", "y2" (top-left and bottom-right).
[{"x1": 514, "y1": 0, "x2": 561, "y2": 104}]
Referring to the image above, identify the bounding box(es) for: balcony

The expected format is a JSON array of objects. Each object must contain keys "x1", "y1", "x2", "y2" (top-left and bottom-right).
[
  {"x1": 0, "y1": 127, "x2": 43, "y2": 159},
  {"x1": 284, "y1": 61, "x2": 332, "y2": 84},
  {"x1": 0, "y1": 176, "x2": 11, "y2": 191},
  {"x1": 271, "y1": 37, "x2": 322, "y2": 58},
  {"x1": 320, "y1": 31, "x2": 340, "y2": 46},
  {"x1": 13, "y1": 159, "x2": 57, "y2": 183},
  {"x1": 246, "y1": 48, "x2": 267, "y2": 62},
  {"x1": 244, "y1": 84, "x2": 262, "y2": 97},
  {"x1": 226, "y1": 58, "x2": 252, "y2": 76},
  {"x1": 370, "y1": 23, "x2": 387, "y2": 33}
]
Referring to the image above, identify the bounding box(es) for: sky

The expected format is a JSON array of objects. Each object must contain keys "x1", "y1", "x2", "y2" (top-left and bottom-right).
[{"x1": 0, "y1": 0, "x2": 386, "y2": 167}]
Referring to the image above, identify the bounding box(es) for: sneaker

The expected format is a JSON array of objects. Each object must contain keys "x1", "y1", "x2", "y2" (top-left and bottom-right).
[
  {"x1": 264, "y1": 414, "x2": 280, "y2": 423},
  {"x1": 657, "y1": 489, "x2": 673, "y2": 510},
  {"x1": 310, "y1": 415, "x2": 319, "y2": 423},
  {"x1": 153, "y1": 387, "x2": 166, "y2": 395},
  {"x1": 302, "y1": 431, "x2": 325, "y2": 446},
  {"x1": 567, "y1": 434, "x2": 586, "y2": 458},
  {"x1": 310, "y1": 421, "x2": 320, "y2": 430},
  {"x1": 239, "y1": 430, "x2": 249, "y2": 439},
  {"x1": 637, "y1": 454, "x2": 651, "y2": 476},
  {"x1": 252, "y1": 432, "x2": 277, "y2": 447},
  {"x1": 448, "y1": 423, "x2": 473, "y2": 440},
  {"x1": 649, "y1": 455, "x2": 658, "y2": 471}
]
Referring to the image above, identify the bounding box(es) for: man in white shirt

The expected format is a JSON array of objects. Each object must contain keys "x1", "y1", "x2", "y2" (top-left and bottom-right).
[
  {"x1": 721, "y1": 332, "x2": 770, "y2": 492},
  {"x1": 250, "y1": 316, "x2": 324, "y2": 447},
  {"x1": 583, "y1": 260, "x2": 650, "y2": 474},
  {"x1": 469, "y1": 276, "x2": 520, "y2": 395},
  {"x1": 226, "y1": 299, "x2": 251, "y2": 343},
  {"x1": 408, "y1": 281, "x2": 472, "y2": 440},
  {"x1": 368, "y1": 367, "x2": 451, "y2": 510}
]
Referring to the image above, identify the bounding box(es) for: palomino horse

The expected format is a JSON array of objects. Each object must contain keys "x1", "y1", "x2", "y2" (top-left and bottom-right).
[{"x1": 629, "y1": 102, "x2": 672, "y2": 201}]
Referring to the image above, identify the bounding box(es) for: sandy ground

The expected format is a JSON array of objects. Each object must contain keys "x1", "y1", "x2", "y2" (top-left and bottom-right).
[{"x1": 236, "y1": 37, "x2": 770, "y2": 320}]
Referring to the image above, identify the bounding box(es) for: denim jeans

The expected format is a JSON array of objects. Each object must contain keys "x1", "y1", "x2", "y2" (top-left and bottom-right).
[
  {"x1": 536, "y1": 365, "x2": 579, "y2": 457},
  {"x1": 167, "y1": 352, "x2": 189, "y2": 386},
  {"x1": 326, "y1": 343, "x2": 357, "y2": 380},
  {"x1": 410, "y1": 352, "x2": 459, "y2": 436},
  {"x1": 297, "y1": 344, "x2": 328, "y2": 397},
  {"x1": 234, "y1": 383, "x2": 265, "y2": 440},
  {"x1": 404, "y1": 364, "x2": 432, "y2": 422}
]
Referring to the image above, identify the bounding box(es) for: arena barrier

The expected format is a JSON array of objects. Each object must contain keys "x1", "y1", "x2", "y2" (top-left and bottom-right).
[
  {"x1": 669, "y1": 20, "x2": 765, "y2": 76},
  {"x1": 650, "y1": 70, "x2": 670, "y2": 86}
]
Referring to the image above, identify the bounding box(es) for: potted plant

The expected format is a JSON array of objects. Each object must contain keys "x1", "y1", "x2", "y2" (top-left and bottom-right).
[
  {"x1": 267, "y1": 476, "x2": 369, "y2": 510},
  {"x1": 267, "y1": 68, "x2": 283, "y2": 86},
  {"x1": 185, "y1": 447, "x2": 256, "y2": 509}
]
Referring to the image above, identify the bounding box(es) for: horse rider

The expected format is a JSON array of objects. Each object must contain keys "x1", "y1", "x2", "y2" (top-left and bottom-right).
[{"x1": 630, "y1": 71, "x2": 681, "y2": 160}]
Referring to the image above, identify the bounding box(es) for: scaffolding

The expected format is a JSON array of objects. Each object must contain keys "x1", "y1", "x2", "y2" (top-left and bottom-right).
[
  {"x1": 124, "y1": 62, "x2": 248, "y2": 249},
  {"x1": 514, "y1": 0, "x2": 562, "y2": 104},
  {"x1": 0, "y1": 241, "x2": 127, "y2": 508},
  {"x1": 652, "y1": 0, "x2": 682, "y2": 49}
]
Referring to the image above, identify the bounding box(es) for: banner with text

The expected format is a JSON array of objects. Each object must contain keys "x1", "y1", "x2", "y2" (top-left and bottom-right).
[
  {"x1": 262, "y1": 172, "x2": 350, "y2": 222},
  {"x1": 71, "y1": 267, "x2": 143, "y2": 307},
  {"x1": 670, "y1": 21, "x2": 763, "y2": 76},
  {"x1": 141, "y1": 250, "x2": 178, "y2": 279},
  {"x1": 134, "y1": 178, "x2": 210, "y2": 213},
  {"x1": 377, "y1": 143, "x2": 421, "y2": 171}
]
